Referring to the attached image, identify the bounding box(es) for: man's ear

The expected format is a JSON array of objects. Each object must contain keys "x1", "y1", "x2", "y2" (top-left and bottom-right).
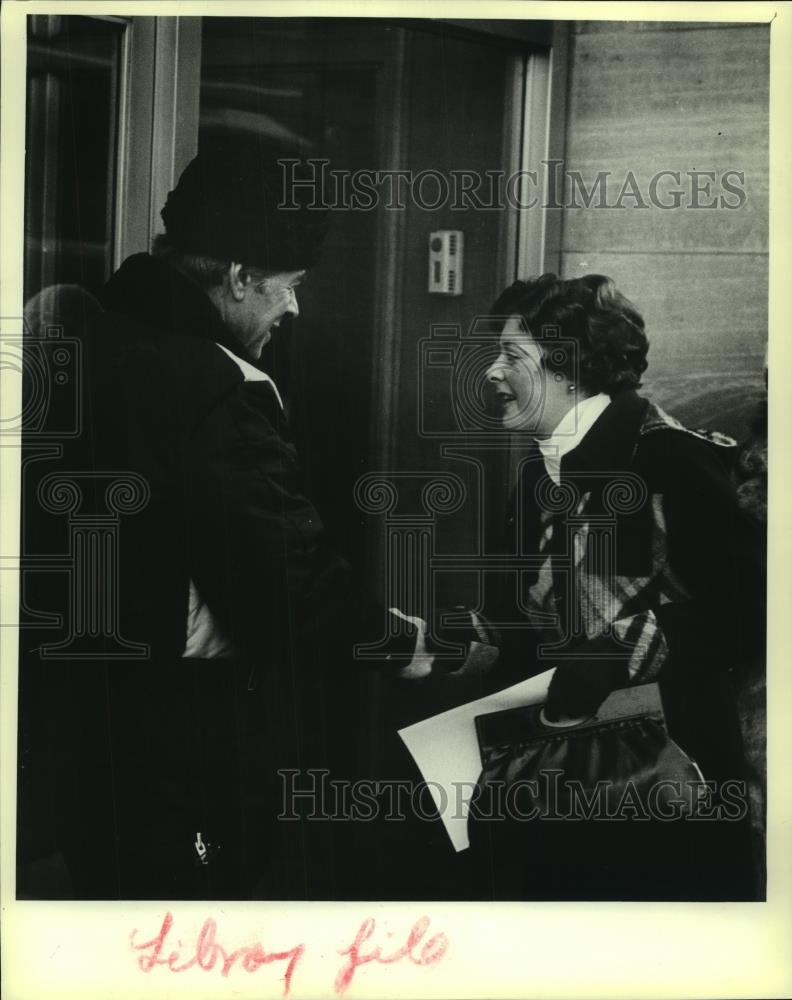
[{"x1": 227, "y1": 263, "x2": 247, "y2": 302}]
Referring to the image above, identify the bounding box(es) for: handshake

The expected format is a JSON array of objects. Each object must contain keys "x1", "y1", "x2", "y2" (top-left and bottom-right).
[
  {"x1": 378, "y1": 608, "x2": 630, "y2": 721},
  {"x1": 384, "y1": 606, "x2": 500, "y2": 680}
]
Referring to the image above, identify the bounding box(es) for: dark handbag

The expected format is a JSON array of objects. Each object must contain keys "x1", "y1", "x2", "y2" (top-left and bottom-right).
[{"x1": 472, "y1": 682, "x2": 703, "y2": 822}]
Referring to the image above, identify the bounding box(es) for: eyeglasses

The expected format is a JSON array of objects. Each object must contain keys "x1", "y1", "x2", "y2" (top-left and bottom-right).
[{"x1": 247, "y1": 272, "x2": 304, "y2": 297}]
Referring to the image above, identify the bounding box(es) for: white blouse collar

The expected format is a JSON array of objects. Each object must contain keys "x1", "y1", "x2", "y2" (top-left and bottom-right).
[{"x1": 538, "y1": 392, "x2": 611, "y2": 484}]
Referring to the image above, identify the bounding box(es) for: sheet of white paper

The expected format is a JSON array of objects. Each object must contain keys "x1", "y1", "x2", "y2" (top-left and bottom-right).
[{"x1": 397, "y1": 668, "x2": 555, "y2": 852}]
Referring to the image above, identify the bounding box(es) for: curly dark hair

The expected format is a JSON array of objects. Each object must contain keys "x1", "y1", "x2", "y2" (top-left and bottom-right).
[{"x1": 490, "y1": 274, "x2": 649, "y2": 395}]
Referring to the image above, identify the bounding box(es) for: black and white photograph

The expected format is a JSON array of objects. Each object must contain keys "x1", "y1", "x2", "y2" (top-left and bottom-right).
[{"x1": 1, "y1": 1, "x2": 789, "y2": 997}]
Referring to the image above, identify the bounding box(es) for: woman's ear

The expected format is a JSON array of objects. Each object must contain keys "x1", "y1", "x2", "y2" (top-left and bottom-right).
[{"x1": 227, "y1": 262, "x2": 247, "y2": 301}]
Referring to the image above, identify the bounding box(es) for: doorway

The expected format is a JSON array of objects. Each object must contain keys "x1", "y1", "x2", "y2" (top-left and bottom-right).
[{"x1": 198, "y1": 17, "x2": 553, "y2": 582}]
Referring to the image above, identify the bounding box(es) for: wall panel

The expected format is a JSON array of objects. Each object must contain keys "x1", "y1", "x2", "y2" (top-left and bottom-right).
[{"x1": 559, "y1": 20, "x2": 769, "y2": 438}]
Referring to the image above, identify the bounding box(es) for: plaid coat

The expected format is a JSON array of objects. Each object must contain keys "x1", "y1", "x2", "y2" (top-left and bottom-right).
[{"x1": 496, "y1": 389, "x2": 765, "y2": 781}]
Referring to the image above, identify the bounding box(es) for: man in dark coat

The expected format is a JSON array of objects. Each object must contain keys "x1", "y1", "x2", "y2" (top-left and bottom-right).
[{"x1": 17, "y1": 141, "x2": 423, "y2": 900}]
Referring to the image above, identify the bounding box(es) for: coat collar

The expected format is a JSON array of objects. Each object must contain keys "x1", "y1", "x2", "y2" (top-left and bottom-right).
[
  {"x1": 100, "y1": 252, "x2": 249, "y2": 360},
  {"x1": 560, "y1": 390, "x2": 650, "y2": 478}
]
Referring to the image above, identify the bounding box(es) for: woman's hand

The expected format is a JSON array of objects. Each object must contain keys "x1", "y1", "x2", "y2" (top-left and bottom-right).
[{"x1": 544, "y1": 658, "x2": 628, "y2": 721}]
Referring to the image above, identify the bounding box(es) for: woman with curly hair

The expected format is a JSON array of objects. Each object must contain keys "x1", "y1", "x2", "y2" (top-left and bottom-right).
[{"x1": 468, "y1": 273, "x2": 765, "y2": 901}]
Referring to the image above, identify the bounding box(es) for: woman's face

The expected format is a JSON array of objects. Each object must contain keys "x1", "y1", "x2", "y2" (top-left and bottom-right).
[{"x1": 485, "y1": 315, "x2": 573, "y2": 436}]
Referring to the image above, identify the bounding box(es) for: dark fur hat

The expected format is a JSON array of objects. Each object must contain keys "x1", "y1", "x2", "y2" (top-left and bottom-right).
[{"x1": 160, "y1": 138, "x2": 328, "y2": 271}]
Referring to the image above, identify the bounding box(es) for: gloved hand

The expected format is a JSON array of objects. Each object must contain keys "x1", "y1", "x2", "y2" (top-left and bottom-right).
[{"x1": 544, "y1": 658, "x2": 629, "y2": 722}]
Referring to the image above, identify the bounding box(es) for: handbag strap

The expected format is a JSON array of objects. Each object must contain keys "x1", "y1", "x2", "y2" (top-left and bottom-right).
[{"x1": 475, "y1": 682, "x2": 664, "y2": 761}]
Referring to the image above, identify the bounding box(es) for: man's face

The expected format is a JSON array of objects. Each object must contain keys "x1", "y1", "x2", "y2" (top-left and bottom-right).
[{"x1": 226, "y1": 268, "x2": 305, "y2": 359}]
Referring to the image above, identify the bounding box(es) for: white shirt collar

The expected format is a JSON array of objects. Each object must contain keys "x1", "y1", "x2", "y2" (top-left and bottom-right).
[
  {"x1": 538, "y1": 393, "x2": 611, "y2": 484},
  {"x1": 214, "y1": 342, "x2": 284, "y2": 410}
]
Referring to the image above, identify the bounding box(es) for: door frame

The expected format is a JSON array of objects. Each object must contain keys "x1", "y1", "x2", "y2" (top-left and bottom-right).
[
  {"x1": 368, "y1": 20, "x2": 570, "y2": 473},
  {"x1": 113, "y1": 15, "x2": 202, "y2": 266}
]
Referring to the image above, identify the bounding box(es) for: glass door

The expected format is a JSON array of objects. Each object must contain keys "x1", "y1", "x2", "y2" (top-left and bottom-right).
[
  {"x1": 24, "y1": 14, "x2": 202, "y2": 306},
  {"x1": 25, "y1": 15, "x2": 125, "y2": 302}
]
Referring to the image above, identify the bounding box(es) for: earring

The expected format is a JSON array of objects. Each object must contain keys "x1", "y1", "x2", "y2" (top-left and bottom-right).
[{"x1": 568, "y1": 383, "x2": 576, "y2": 393}]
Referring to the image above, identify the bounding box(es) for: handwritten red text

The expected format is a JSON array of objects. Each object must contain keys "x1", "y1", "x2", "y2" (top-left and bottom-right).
[
  {"x1": 130, "y1": 911, "x2": 305, "y2": 996},
  {"x1": 129, "y1": 911, "x2": 449, "y2": 996},
  {"x1": 335, "y1": 915, "x2": 449, "y2": 994}
]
